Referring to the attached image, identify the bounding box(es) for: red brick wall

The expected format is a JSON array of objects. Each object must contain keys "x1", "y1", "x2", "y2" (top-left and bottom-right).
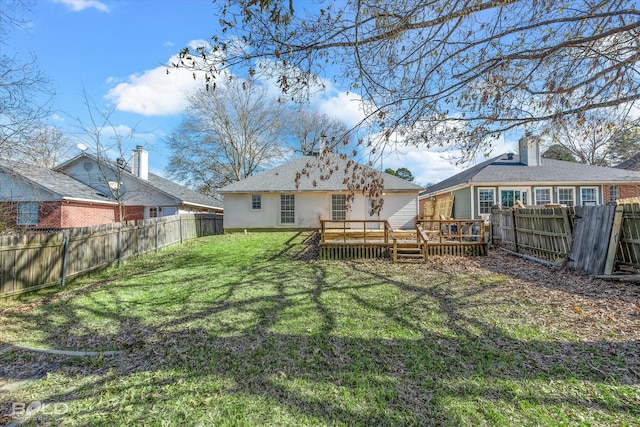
[
  {"x1": 602, "y1": 184, "x2": 640, "y2": 203},
  {"x1": 120, "y1": 206, "x2": 144, "y2": 222},
  {"x1": 0, "y1": 201, "x2": 63, "y2": 229},
  {"x1": 61, "y1": 202, "x2": 117, "y2": 228},
  {"x1": 1, "y1": 201, "x2": 117, "y2": 230},
  {"x1": 38, "y1": 202, "x2": 63, "y2": 228}
]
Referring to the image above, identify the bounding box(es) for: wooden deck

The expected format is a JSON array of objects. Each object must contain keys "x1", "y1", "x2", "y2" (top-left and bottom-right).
[{"x1": 319, "y1": 218, "x2": 488, "y2": 262}]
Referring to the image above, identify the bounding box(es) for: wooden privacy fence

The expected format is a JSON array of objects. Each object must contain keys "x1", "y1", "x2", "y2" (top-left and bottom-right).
[
  {"x1": 0, "y1": 213, "x2": 223, "y2": 300},
  {"x1": 491, "y1": 203, "x2": 640, "y2": 275},
  {"x1": 491, "y1": 207, "x2": 574, "y2": 260}
]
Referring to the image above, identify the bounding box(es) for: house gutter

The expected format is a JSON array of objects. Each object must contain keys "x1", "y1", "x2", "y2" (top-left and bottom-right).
[
  {"x1": 63, "y1": 197, "x2": 118, "y2": 205},
  {"x1": 420, "y1": 182, "x2": 470, "y2": 198},
  {"x1": 181, "y1": 201, "x2": 223, "y2": 211}
]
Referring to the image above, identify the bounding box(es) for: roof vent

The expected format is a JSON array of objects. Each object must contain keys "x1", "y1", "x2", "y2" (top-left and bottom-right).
[{"x1": 506, "y1": 153, "x2": 514, "y2": 160}]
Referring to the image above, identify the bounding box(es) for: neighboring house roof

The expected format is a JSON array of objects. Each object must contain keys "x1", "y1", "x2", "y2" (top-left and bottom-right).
[
  {"x1": 422, "y1": 153, "x2": 640, "y2": 195},
  {"x1": 0, "y1": 160, "x2": 116, "y2": 204},
  {"x1": 55, "y1": 153, "x2": 223, "y2": 211},
  {"x1": 146, "y1": 173, "x2": 223, "y2": 210},
  {"x1": 219, "y1": 155, "x2": 424, "y2": 193},
  {"x1": 614, "y1": 152, "x2": 640, "y2": 171}
]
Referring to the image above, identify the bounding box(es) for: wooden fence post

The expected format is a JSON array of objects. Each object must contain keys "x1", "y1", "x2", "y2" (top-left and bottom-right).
[
  {"x1": 512, "y1": 209, "x2": 519, "y2": 253},
  {"x1": 117, "y1": 225, "x2": 122, "y2": 267},
  {"x1": 604, "y1": 205, "x2": 624, "y2": 275},
  {"x1": 561, "y1": 207, "x2": 572, "y2": 249},
  {"x1": 60, "y1": 236, "x2": 70, "y2": 287}
]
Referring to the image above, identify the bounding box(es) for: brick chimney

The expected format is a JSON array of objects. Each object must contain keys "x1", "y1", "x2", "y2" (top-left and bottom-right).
[
  {"x1": 518, "y1": 133, "x2": 542, "y2": 166},
  {"x1": 131, "y1": 145, "x2": 149, "y2": 180}
]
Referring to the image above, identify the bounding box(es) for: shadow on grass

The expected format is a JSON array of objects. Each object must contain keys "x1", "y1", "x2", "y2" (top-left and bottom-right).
[{"x1": 1, "y1": 232, "x2": 639, "y2": 425}]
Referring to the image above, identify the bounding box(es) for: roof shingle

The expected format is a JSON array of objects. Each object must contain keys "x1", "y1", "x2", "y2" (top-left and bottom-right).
[{"x1": 219, "y1": 155, "x2": 424, "y2": 193}]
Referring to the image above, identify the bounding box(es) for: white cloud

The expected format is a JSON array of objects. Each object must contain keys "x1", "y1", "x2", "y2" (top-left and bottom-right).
[
  {"x1": 380, "y1": 149, "x2": 464, "y2": 187},
  {"x1": 105, "y1": 41, "x2": 227, "y2": 116},
  {"x1": 52, "y1": 0, "x2": 110, "y2": 12},
  {"x1": 313, "y1": 91, "x2": 367, "y2": 128},
  {"x1": 105, "y1": 66, "x2": 200, "y2": 116},
  {"x1": 375, "y1": 132, "x2": 520, "y2": 187}
]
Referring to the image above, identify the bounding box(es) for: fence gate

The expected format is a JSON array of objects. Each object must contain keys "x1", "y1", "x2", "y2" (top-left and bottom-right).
[{"x1": 568, "y1": 205, "x2": 615, "y2": 275}]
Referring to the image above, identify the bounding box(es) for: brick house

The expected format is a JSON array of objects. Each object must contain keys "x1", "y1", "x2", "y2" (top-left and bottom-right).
[
  {"x1": 0, "y1": 160, "x2": 117, "y2": 230},
  {"x1": 420, "y1": 135, "x2": 640, "y2": 220},
  {"x1": 1, "y1": 146, "x2": 222, "y2": 231},
  {"x1": 55, "y1": 146, "x2": 223, "y2": 221}
]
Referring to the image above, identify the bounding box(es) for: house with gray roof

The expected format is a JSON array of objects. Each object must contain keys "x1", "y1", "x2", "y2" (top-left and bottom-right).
[
  {"x1": 55, "y1": 146, "x2": 223, "y2": 222},
  {"x1": 420, "y1": 135, "x2": 640, "y2": 220},
  {"x1": 0, "y1": 160, "x2": 117, "y2": 229},
  {"x1": 219, "y1": 155, "x2": 424, "y2": 230}
]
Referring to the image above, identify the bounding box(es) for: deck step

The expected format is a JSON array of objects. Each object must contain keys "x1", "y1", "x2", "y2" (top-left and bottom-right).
[{"x1": 394, "y1": 243, "x2": 425, "y2": 263}]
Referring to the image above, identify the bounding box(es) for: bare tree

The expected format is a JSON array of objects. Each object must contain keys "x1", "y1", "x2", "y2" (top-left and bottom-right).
[
  {"x1": 165, "y1": 78, "x2": 287, "y2": 193},
  {"x1": 71, "y1": 93, "x2": 142, "y2": 222},
  {"x1": 176, "y1": 0, "x2": 640, "y2": 162},
  {"x1": 19, "y1": 126, "x2": 74, "y2": 168},
  {"x1": 288, "y1": 109, "x2": 352, "y2": 155},
  {"x1": 549, "y1": 112, "x2": 619, "y2": 166},
  {"x1": 0, "y1": 0, "x2": 54, "y2": 160}
]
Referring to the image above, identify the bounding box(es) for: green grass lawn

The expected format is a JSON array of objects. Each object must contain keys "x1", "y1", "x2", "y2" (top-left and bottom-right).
[{"x1": 1, "y1": 232, "x2": 638, "y2": 426}]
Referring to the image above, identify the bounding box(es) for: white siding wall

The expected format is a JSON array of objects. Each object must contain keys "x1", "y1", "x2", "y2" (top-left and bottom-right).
[
  {"x1": 381, "y1": 193, "x2": 418, "y2": 229},
  {"x1": 223, "y1": 191, "x2": 418, "y2": 230},
  {"x1": 0, "y1": 173, "x2": 56, "y2": 202},
  {"x1": 62, "y1": 159, "x2": 176, "y2": 206}
]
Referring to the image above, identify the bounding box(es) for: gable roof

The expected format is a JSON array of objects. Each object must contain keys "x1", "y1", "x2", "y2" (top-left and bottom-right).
[
  {"x1": 56, "y1": 153, "x2": 222, "y2": 211},
  {"x1": 614, "y1": 152, "x2": 640, "y2": 171},
  {"x1": 145, "y1": 173, "x2": 223, "y2": 210},
  {"x1": 423, "y1": 153, "x2": 640, "y2": 195},
  {"x1": 219, "y1": 155, "x2": 424, "y2": 193},
  {"x1": 0, "y1": 160, "x2": 116, "y2": 204}
]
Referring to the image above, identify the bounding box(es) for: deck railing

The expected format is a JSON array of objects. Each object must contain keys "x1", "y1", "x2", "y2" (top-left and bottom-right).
[
  {"x1": 415, "y1": 224, "x2": 430, "y2": 262},
  {"x1": 415, "y1": 218, "x2": 484, "y2": 243},
  {"x1": 319, "y1": 216, "x2": 396, "y2": 245}
]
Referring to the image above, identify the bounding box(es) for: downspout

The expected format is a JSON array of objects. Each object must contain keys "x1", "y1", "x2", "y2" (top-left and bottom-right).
[{"x1": 470, "y1": 184, "x2": 475, "y2": 220}]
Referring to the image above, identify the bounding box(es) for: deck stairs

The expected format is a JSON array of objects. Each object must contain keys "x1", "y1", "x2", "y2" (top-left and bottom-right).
[{"x1": 394, "y1": 242, "x2": 426, "y2": 263}]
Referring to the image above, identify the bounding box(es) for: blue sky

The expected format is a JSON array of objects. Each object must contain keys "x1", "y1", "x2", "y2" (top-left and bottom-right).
[{"x1": 7, "y1": 0, "x2": 516, "y2": 186}]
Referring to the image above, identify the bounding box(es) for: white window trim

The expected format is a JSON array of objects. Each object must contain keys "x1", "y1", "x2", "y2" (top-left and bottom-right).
[
  {"x1": 580, "y1": 186, "x2": 599, "y2": 206},
  {"x1": 497, "y1": 186, "x2": 531, "y2": 207},
  {"x1": 331, "y1": 194, "x2": 347, "y2": 221},
  {"x1": 280, "y1": 194, "x2": 295, "y2": 225},
  {"x1": 251, "y1": 194, "x2": 262, "y2": 211},
  {"x1": 533, "y1": 187, "x2": 552, "y2": 206},
  {"x1": 556, "y1": 187, "x2": 575, "y2": 206},
  {"x1": 477, "y1": 187, "x2": 495, "y2": 215},
  {"x1": 609, "y1": 185, "x2": 620, "y2": 202},
  {"x1": 17, "y1": 202, "x2": 38, "y2": 225}
]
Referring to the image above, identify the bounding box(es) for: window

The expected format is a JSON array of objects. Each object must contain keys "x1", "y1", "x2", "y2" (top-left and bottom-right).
[
  {"x1": 500, "y1": 189, "x2": 528, "y2": 207},
  {"x1": 17, "y1": 202, "x2": 38, "y2": 225},
  {"x1": 280, "y1": 195, "x2": 295, "y2": 224},
  {"x1": 478, "y1": 188, "x2": 495, "y2": 214},
  {"x1": 149, "y1": 207, "x2": 162, "y2": 218},
  {"x1": 557, "y1": 187, "x2": 575, "y2": 206},
  {"x1": 534, "y1": 188, "x2": 552, "y2": 205},
  {"x1": 610, "y1": 185, "x2": 619, "y2": 203},
  {"x1": 581, "y1": 187, "x2": 598, "y2": 206},
  {"x1": 251, "y1": 194, "x2": 262, "y2": 210},
  {"x1": 331, "y1": 194, "x2": 347, "y2": 220}
]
